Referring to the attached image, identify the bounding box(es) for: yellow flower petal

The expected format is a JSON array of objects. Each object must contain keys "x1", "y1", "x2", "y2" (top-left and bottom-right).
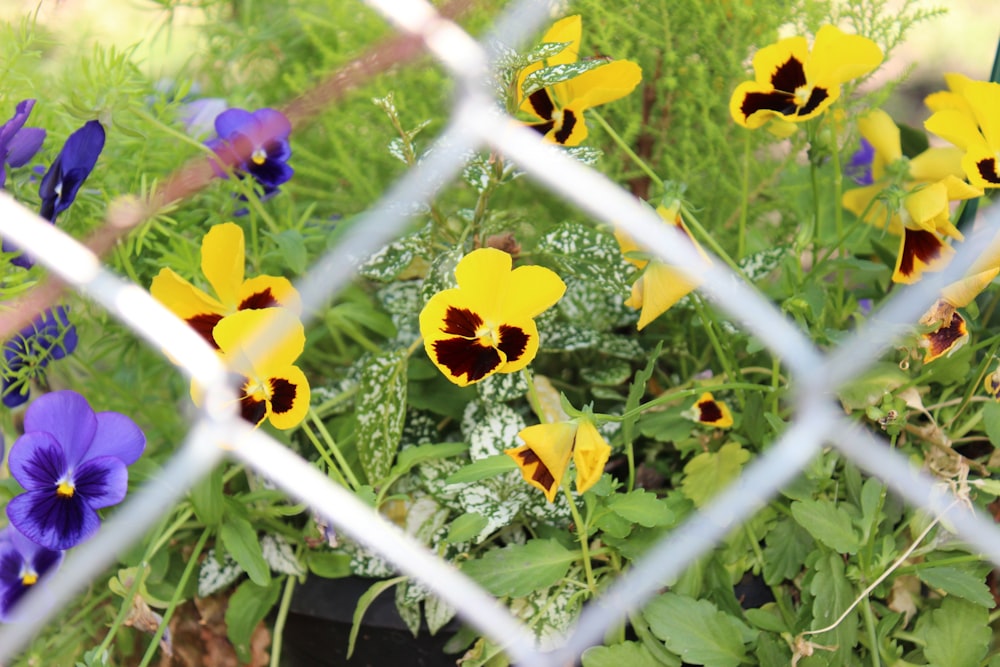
[
  {"x1": 688, "y1": 392, "x2": 733, "y2": 428},
  {"x1": 806, "y1": 25, "x2": 882, "y2": 88},
  {"x1": 561, "y1": 60, "x2": 643, "y2": 112},
  {"x1": 858, "y1": 109, "x2": 901, "y2": 173},
  {"x1": 941, "y1": 268, "x2": 999, "y2": 308},
  {"x1": 506, "y1": 422, "x2": 576, "y2": 503},
  {"x1": 631, "y1": 262, "x2": 697, "y2": 330},
  {"x1": 150, "y1": 267, "x2": 225, "y2": 321},
  {"x1": 516, "y1": 15, "x2": 582, "y2": 111},
  {"x1": 572, "y1": 420, "x2": 611, "y2": 494},
  {"x1": 261, "y1": 364, "x2": 310, "y2": 430},
  {"x1": 504, "y1": 265, "x2": 567, "y2": 322},
  {"x1": 213, "y1": 308, "x2": 306, "y2": 377},
  {"x1": 921, "y1": 309, "x2": 967, "y2": 364},
  {"x1": 908, "y1": 147, "x2": 965, "y2": 183},
  {"x1": 238, "y1": 275, "x2": 302, "y2": 314},
  {"x1": 925, "y1": 108, "x2": 984, "y2": 153},
  {"x1": 201, "y1": 222, "x2": 246, "y2": 308},
  {"x1": 964, "y1": 80, "x2": 1000, "y2": 150},
  {"x1": 962, "y1": 141, "x2": 1000, "y2": 190},
  {"x1": 892, "y1": 228, "x2": 953, "y2": 284}
]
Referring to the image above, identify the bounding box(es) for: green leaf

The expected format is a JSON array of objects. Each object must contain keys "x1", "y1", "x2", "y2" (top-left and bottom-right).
[
  {"x1": 537, "y1": 222, "x2": 632, "y2": 294},
  {"x1": 809, "y1": 553, "x2": 857, "y2": 664},
  {"x1": 359, "y1": 226, "x2": 429, "y2": 281},
  {"x1": 446, "y1": 512, "x2": 489, "y2": 544},
  {"x1": 744, "y1": 605, "x2": 788, "y2": 633},
  {"x1": 607, "y1": 490, "x2": 675, "y2": 527},
  {"x1": 916, "y1": 567, "x2": 995, "y2": 608},
  {"x1": 188, "y1": 467, "x2": 224, "y2": 526},
  {"x1": 790, "y1": 498, "x2": 860, "y2": 554},
  {"x1": 356, "y1": 349, "x2": 408, "y2": 484},
  {"x1": 461, "y1": 539, "x2": 575, "y2": 598},
  {"x1": 444, "y1": 453, "x2": 517, "y2": 484},
  {"x1": 919, "y1": 597, "x2": 990, "y2": 667},
  {"x1": 348, "y1": 576, "x2": 406, "y2": 658},
  {"x1": 643, "y1": 593, "x2": 757, "y2": 667},
  {"x1": 983, "y1": 401, "x2": 1000, "y2": 448},
  {"x1": 681, "y1": 443, "x2": 751, "y2": 507},
  {"x1": 224, "y1": 579, "x2": 281, "y2": 663},
  {"x1": 391, "y1": 442, "x2": 469, "y2": 479},
  {"x1": 636, "y1": 408, "x2": 693, "y2": 443},
  {"x1": 267, "y1": 229, "x2": 308, "y2": 274},
  {"x1": 307, "y1": 552, "x2": 352, "y2": 579},
  {"x1": 219, "y1": 517, "x2": 270, "y2": 587},
  {"x1": 837, "y1": 362, "x2": 907, "y2": 411},
  {"x1": 522, "y1": 60, "x2": 611, "y2": 99},
  {"x1": 582, "y1": 642, "x2": 662, "y2": 667},
  {"x1": 762, "y1": 518, "x2": 813, "y2": 585}
]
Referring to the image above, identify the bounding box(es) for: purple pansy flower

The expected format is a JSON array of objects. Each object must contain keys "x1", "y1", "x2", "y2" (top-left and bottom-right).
[
  {"x1": 0, "y1": 99, "x2": 46, "y2": 189},
  {"x1": 0, "y1": 524, "x2": 63, "y2": 622},
  {"x1": 206, "y1": 108, "x2": 293, "y2": 190},
  {"x1": 845, "y1": 137, "x2": 875, "y2": 186},
  {"x1": 1, "y1": 306, "x2": 78, "y2": 409},
  {"x1": 7, "y1": 390, "x2": 145, "y2": 551},
  {"x1": 38, "y1": 120, "x2": 106, "y2": 223}
]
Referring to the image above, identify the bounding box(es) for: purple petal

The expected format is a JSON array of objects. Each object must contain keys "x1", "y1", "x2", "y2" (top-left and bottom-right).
[
  {"x1": 5, "y1": 127, "x2": 46, "y2": 168},
  {"x1": 0, "y1": 100, "x2": 35, "y2": 147},
  {"x1": 8, "y1": 432, "x2": 64, "y2": 491},
  {"x1": 7, "y1": 490, "x2": 101, "y2": 551},
  {"x1": 250, "y1": 108, "x2": 291, "y2": 142},
  {"x1": 2, "y1": 379, "x2": 30, "y2": 408},
  {"x1": 73, "y1": 456, "x2": 128, "y2": 508},
  {"x1": 213, "y1": 108, "x2": 256, "y2": 139},
  {"x1": 22, "y1": 390, "x2": 98, "y2": 466},
  {"x1": 38, "y1": 121, "x2": 105, "y2": 222},
  {"x1": 90, "y1": 412, "x2": 145, "y2": 465},
  {"x1": 0, "y1": 527, "x2": 62, "y2": 622},
  {"x1": 247, "y1": 158, "x2": 293, "y2": 189}
]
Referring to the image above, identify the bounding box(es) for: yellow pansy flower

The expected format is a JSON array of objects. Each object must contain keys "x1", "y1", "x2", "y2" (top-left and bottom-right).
[
  {"x1": 684, "y1": 392, "x2": 734, "y2": 429},
  {"x1": 505, "y1": 418, "x2": 611, "y2": 503},
  {"x1": 419, "y1": 248, "x2": 565, "y2": 387},
  {"x1": 516, "y1": 15, "x2": 642, "y2": 146},
  {"x1": 730, "y1": 25, "x2": 882, "y2": 130},
  {"x1": 925, "y1": 77, "x2": 1000, "y2": 189},
  {"x1": 151, "y1": 222, "x2": 300, "y2": 348}
]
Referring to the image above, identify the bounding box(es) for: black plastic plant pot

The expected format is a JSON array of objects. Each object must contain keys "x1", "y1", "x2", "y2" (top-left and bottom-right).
[{"x1": 280, "y1": 575, "x2": 458, "y2": 667}]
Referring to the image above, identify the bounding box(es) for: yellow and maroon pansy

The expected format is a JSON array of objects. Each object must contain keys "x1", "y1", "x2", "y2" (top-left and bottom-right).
[
  {"x1": 730, "y1": 25, "x2": 882, "y2": 130},
  {"x1": 151, "y1": 222, "x2": 300, "y2": 348},
  {"x1": 985, "y1": 365, "x2": 1000, "y2": 400},
  {"x1": 615, "y1": 201, "x2": 710, "y2": 330},
  {"x1": 419, "y1": 248, "x2": 565, "y2": 387},
  {"x1": 211, "y1": 308, "x2": 310, "y2": 430},
  {"x1": 685, "y1": 392, "x2": 734, "y2": 429},
  {"x1": 505, "y1": 418, "x2": 611, "y2": 503},
  {"x1": 925, "y1": 78, "x2": 1000, "y2": 189},
  {"x1": 517, "y1": 15, "x2": 642, "y2": 146}
]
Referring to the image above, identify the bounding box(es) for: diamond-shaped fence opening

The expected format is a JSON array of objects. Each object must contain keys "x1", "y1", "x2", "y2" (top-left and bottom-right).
[{"x1": 1, "y1": 0, "x2": 1000, "y2": 664}]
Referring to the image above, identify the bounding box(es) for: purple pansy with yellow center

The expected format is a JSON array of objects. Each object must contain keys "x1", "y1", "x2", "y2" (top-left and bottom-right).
[
  {"x1": 6, "y1": 390, "x2": 145, "y2": 551},
  {"x1": 206, "y1": 108, "x2": 293, "y2": 190},
  {"x1": 0, "y1": 99, "x2": 46, "y2": 189},
  {"x1": 0, "y1": 524, "x2": 63, "y2": 622},
  {"x1": 419, "y1": 248, "x2": 566, "y2": 387},
  {"x1": 1, "y1": 306, "x2": 78, "y2": 408},
  {"x1": 506, "y1": 417, "x2": 611, "y2": 503},
  {"x1": 729, "y1": 25, "x2": 882, "y2": 130}
]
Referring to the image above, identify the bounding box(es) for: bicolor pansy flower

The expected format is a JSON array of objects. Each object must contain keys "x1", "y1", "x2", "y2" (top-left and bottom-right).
[
  {"x1": 1, "y1": 306, "x2": 77, "y2": 408},
  {"x1": 684, "y1": 392, "x2": 734, "y2": 429},
  {"x1": 206, "y1": 107, "x2": 293, "y2": 190},
  {"x1": 506, "y1": 418, "x2": 611, "y2": 503},
  {"x1": 841, "y1": 109, "x2": 981, "y2": 284},
  {"x1": 0, "y1": 99, "x2": 46, "y2": 189},
  {"x1": 0, "y1": 524, "x2": 63, "y2": 622},
  {"x1": 730, "y1": 25, "x2": 882, "y2": 130},
  {"x1": 925, "y1": 77, "x2": 1000, "y2": 190},
  {"x1": 419, "y1": 248, "x2": 566, "y2": 387},
  {"x1": 150, "y1": 222, "x2": 300, "y2": 349},
  {"x1": 6, "y1": 390, "x2": 146, "y2": 551},
  {"x1": 516, "y1": 15, "x2": 642, "y2": 146},
  {"x1": 615, "y1": 200, "x2": 710, "y2": 330},
  {"x1": 211, "y1": 308, "x2": 310, "y2": 430},
  {"x1": 985, "y1": 364, "x2": 1000, "y2": 400}
]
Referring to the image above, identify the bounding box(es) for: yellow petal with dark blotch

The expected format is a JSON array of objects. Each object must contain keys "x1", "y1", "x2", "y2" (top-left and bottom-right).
[
  {"x1": 962, "y1": 141, "x2": 1000, "y2": 190},
  {"x1": 909, "y1": 147, "x2": 965, "y2": 183},
  {"x1": 506, "y1": 422, "x2": 576, "y2": 502},
  {"x1": 516, "y1": 15, "x2": 581, "y2": 110},
  {"x1": 751, "y1": 35, "x2": 809, "y2": 89},
  {"x1": 690, "y1": 392, "x2": 733, "y2": 428},
  {"x1": 572, "y1": 420, "x2": 611, "y2": 494},
  {"x1": 730, "y1": 81, "x2": 784, "y2": 129},
  {"x1": 806, "y1": 25, "x2": 882, "y2": 88},
  {"x1": 150, "y1": 267, "x2": 226, "y2": 321},
  {"x1": 925, "y1": 108, "x2": 983, "y2": 153},
  {"x1": 893, "y1": 228, "x2": 954, "y2": 284},
  {"x1": 264, "y1": 364, "x2": 310, "y2": 430},
  {"x1": 213, "y1": 308, "x2": 306, "y2": 378},
  {"x1": 418, "y1": 290, "x2": 495, "y2": 387},
  {"x1": 200, "y1": 223, "x2": 246, "y2": 308},
  {"x1": 238, "y1": 275, "x2": 302, "y2": 314},
  {"x1": 963, "y1": 80, "x2": 1000, "y2": 150},
  {"x1": 941, "y1": 269, "x2": 999, "y2": 308},
  {"x1": 858, "y1": 109, "x2": 902, "y2": 167},
  {"x1": 922, "y1": 311, "x2": 967, "y2": 363},
  {"x1": 984, "y1": 367, "x2": 1000, "y2": 399},
  {"x1": 493, "y1": 317, "x2": 538, "y2": 375}
]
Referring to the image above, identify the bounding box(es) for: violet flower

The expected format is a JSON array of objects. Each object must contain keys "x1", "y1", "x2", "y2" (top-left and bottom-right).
[
  {"x1": 206, "y1": 108, "x2": 293, "y2": 190},
  {"x1": 0, "y1": 524, "x2": 63, "y2": 622},
  {"x1": 0, "y1": 99, "x2": 46, "y2": 189},
  {"x1": 6, "y1": 390, "x2": 145, "y2": 551},
  {"x1": 38, "y1": 120, "x2": 105, "y2": 223},
  {"x1": 845, "y1": 138, "x2": 875, "y2": 186},
  {"x1": 1, "y1": 306, "x2": 78, "y2": 409}
]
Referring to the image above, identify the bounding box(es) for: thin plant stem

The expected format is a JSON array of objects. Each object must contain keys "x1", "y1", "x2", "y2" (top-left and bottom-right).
[
  {"x1": 738, "y1": 130, "x2": 751, "y2": 259},
  {"x1": 691, "y1": 295, "x2": 746, "y2": 410},
  {"x1": 861, "y1": 596, "x2": 882, "y2": 667},
  {"x1": 563, "y1": 485, "x2": 596, "y2": 593},
  {"x1": 307, "y1": 408, "x2": 361, "y2": 490},
  {"x1": 270, "y1": 574, "x2": 298, "y2": 667},
  {"x1": 590, "y1": 109, "x2": 666, "y2": 187}
]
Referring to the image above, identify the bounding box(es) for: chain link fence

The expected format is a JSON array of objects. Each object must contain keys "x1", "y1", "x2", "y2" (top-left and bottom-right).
[{"x1": 1, "y1": 0, "x2": 999, "y2": 663}]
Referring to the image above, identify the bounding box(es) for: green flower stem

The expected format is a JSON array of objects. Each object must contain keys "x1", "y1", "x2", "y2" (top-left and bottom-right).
[
  {"x1": 895, "y1": 553, "x2": 989, "y2": 575},
  {"x1": 743, "y1": 523, "x2": 766, "y2": 572},
  {"x1": 270, "y1": 573, "x2": 298, "y2": 667},
  {"x1": 828, "y1": 116, "x2": 847, "y2": 309},
  {"x1": 809, "y1": 160, "x2": 822, "y2": 248},
  {"x1": 590, "y1": 109, "x2": 667, "y2": 187},
  {"x1": 680, "y1": 205, "x2": 750, "y2": 280},
  {"x1": 609, "y1": 381, "x2": 768, "y2": 422},
  {"x1": 861, "y1": 596, "x2": 883, "y2": 667},
  {"x1": 148, "y1": 507, "x2": 195, "y2": 557},
  {"x1": 93, "y1": 528, "x2": 163, "y2": 659},
  {"x1": 738, "y1": 131, "x2": 751, "y2": 259},
  {"x1": 944, "y1": 339, "x2": 1000, "y2": 431},
  {"x1": 131, "y1": 106, "x2": 216, "y2": 153},
  {"x1": 306, "y1": 408, "x2": 362, "y2": 491},
  {"x1": 137, "y1": 528, "x2": 210, "y2": 667},
  {"x1": 691, "y1": 295, "x2": 746, "y2": 410},
  {"x1": 563, "y1": 485, "x2": 596, "y2": 593}
]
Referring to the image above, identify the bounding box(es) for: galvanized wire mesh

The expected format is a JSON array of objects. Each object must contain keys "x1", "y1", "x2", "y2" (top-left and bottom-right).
[{"x1": 1, "y1": 0, "x2": 999, "y2": 663}]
